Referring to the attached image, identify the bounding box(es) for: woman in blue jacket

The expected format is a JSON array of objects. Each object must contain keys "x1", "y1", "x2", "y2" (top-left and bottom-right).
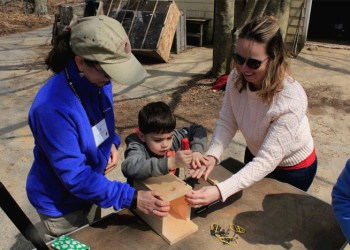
[
  {"x1": 332, "y1": 159, "x2": 350, "y2": 242},
  {"x1": 26, "y1": 15, "x2": 170, "y2": 237}
]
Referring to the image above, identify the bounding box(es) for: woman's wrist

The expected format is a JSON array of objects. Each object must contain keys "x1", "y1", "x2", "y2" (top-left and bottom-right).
[
  {"x1": 207, "y1": 155, "x2": 219, "y2": 165},
  {"x1": 214, "y1": 185, "x2": 223, "y2": 201},
  {"x1": 130, "y1": 191, "x2": 137, "y2": 209}
]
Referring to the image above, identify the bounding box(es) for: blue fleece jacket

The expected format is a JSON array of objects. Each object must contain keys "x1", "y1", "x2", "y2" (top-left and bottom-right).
[
  {"x1": 332, "y1": 159, "x2": 350, "y2": 242},
  {"x1": 26, "y1": 61, "x2": 135, "y2": 217}
]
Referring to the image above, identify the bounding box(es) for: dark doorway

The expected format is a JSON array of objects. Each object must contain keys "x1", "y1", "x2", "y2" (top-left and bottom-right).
[{"x1": 308, "y1": 0, "x2": 350, "y2": 45}]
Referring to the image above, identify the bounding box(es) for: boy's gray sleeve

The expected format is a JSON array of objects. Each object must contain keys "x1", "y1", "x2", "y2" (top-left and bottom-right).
[
  {"x1": 121, "y1": 134, "x2": 169, "y2": 180},
  {"x1": 175, "y1": 124, "x2": 207, "y2": 153}
]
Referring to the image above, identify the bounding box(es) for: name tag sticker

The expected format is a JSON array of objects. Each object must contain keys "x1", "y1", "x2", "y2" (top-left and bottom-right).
[{"x1": 92, "y1": 119, "x2": 109, "y2": 147}]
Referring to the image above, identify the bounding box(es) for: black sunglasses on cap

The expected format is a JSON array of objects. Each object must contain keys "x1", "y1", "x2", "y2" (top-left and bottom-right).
[{"x1": 232, "y1": 53, "x2": 269, "y2": 70}]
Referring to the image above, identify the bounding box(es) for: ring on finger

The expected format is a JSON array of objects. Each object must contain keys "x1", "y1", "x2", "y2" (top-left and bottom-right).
[{"x1": 152, "y1": 209, "x2": 156, "y2": 214}]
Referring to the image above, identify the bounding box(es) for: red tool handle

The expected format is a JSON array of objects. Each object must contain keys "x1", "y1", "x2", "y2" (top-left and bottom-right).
[{"x1": 181, "y1": 138, "x2": 190, "y2": 150}]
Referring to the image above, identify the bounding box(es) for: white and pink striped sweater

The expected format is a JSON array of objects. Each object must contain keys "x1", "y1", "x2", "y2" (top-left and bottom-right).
[{"x1": 206, "y1": 70, "x2": 314, "y2": 201}]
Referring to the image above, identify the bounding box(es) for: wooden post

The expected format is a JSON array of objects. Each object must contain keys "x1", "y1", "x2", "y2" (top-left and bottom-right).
[{"x1": 59, "y1": 4, "x2": 74, "y2": 25}]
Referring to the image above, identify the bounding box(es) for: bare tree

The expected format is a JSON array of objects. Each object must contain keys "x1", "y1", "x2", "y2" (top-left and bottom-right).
[
  {"x1": 34, "y1": 0, "x2": 48, "y2": 16},
  {"x1": 212, "y1": 0, "x2": 291, "y2": 78},
  {"x1": 212, "y1": 0, "x2": 235, "y2": 77}
]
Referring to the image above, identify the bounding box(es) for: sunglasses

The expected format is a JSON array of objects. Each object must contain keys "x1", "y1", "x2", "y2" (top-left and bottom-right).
[
  {"x1": 92, "y1": 64, "x2": 111, "y2": 78},
  {"x1": 232, "y1": 53, "x2": 269, "y2": 70}
]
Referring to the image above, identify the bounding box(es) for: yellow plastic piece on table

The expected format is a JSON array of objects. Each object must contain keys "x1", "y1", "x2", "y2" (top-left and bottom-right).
[
  {"x1": 207, "y1": 178, "x2": 219, "y2": 185},
  {"x1": 229, "y1": 224, "x2": 246, "y2": 234}
]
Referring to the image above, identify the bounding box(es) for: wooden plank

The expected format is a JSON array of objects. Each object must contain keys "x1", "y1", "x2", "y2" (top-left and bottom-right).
[
  {"x1": 133, "y1": 209, "x2": 197, "y2": 245},
  {"x1": 169, "y1": 195, "x2": 189, "y2": 220},
  {"x1": 155, "y1": 1, "x2": 180, "y2": 62},
  {"x1": 162, "y1": 215, "x2": 198, "y2": 244},
  {"x1": 134, "y1": 174, "x2": 191, "y2": 202},
  {"x1": 172, "y1": 10, "x2": 187, "y2": 54}
]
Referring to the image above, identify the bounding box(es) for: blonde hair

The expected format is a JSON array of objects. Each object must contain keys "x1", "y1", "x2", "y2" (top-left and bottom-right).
[{"x1": 234, "y1": 16, "x2": 290, "y2": 104}]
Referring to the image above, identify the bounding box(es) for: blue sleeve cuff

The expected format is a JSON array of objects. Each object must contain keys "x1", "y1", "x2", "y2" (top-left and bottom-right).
[
  {"x1": 114, "y1": 133, "x2": 121, "y2": 148},
  {"x1": 125, "y1": 187, "x2": 136, "y2": 209}
]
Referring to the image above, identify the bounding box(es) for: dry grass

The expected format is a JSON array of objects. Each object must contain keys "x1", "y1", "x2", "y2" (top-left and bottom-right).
[{"x1": 0, "y1": 0, "x2": 84, "y2": 36}]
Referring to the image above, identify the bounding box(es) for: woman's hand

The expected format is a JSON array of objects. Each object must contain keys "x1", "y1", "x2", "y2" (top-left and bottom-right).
[
  {"x1": 137, "y1": 190, "x2": 170, "y2": 217},
  {"x1": 105, "y1": 144, "x2": 118, "y2": 175},
  {"x1": 203, "y1": 155, "x2": 217, "y2": 180},
  {"x1": 185, "y1": 185, "x2": 221, "y2": 207}
]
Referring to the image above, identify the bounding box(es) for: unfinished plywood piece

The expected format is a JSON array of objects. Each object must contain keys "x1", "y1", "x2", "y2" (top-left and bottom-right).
[
  {"x1": 133, "y1": 174, "x2": 198, "y2": 245},
  {"x1": 207, "y1": 165, "x2": 234, "y2": 185},
  {"x1": 207, "y1": 157, "x2": 245, "y2": 185}
]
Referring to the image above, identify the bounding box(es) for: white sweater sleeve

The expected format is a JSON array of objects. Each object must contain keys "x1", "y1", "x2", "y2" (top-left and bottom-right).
[{"x1": 206, "y1": 71, "x2": 239, "y2": 160}]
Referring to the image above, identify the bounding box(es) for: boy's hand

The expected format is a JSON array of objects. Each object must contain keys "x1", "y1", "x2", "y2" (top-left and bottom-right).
[
  {"x1": 183, "y1": 152, "x2": 209, "y2": 179},
  {"x1": 191, "y1": 152, "x2": 209, "y2": 169},
  {"x1": 168, "y1": 149, "x2": 192, "y2": 170},
  {"x1": 188, "y1": 165, "x2": 207, "y2": 179}
]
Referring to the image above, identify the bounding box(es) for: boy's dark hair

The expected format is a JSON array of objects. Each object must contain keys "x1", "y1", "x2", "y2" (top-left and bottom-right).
[{"x1": 138, "y1": 102, "x2": 176, "y2": 134}]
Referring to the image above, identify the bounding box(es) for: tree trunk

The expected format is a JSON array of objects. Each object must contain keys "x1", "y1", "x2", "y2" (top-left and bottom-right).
[
  {"x1": 229, "y1": 0, "x2": 267, "y2": 74},
  {"x1": 252, "y1": 0, "x2": 271, "y2": 19},
  {"x1": 212, "y1": 0, "x2": 292, "y2": 77},
  {"x1": 34, "y1": 0, "x2": 48, "y2": 16},
  {"x1": 236, "y1": 0, "x2": 257, "y2": 29},
  {"x1": 212, "y1": 0, "x2": 235, "y2": 78},
  {"x1": 265, "y1": 0, "x2": 280, "y2": 16},
  {"x1": 277, "y1": 0, "x2": 291, "y2": 40},
  {"x1": 265, "y1": 0, "x2": 291, "y2": 39},
  {"x1": 232, "y1": 0, "x2": 260, "y2": 50}
]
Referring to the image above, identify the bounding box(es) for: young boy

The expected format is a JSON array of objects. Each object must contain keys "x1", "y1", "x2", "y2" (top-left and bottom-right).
[{"x1": 122, "y1": 101, "x2": 208, "y2": 180}]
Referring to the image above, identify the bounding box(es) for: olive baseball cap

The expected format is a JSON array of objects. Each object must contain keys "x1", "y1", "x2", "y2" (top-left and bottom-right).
[{"x1": 70, "y1": 15, "x2": 147, "y2": 85}]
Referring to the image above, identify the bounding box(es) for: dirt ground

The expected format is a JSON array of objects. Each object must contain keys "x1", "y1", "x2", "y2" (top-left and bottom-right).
[{"x1": 0, "y1": 0, "x2": 64, "y2": 36}]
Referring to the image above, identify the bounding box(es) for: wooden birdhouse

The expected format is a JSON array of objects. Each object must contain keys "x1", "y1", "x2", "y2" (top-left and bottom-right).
[{"x1": 133, "y1": 174, "x2": 198, "y2": 245}]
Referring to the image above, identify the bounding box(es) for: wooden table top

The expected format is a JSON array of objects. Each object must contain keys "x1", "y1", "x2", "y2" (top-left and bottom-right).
[{"x1": 67, "y1": 158, "x2": 345, "y2": 249}]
